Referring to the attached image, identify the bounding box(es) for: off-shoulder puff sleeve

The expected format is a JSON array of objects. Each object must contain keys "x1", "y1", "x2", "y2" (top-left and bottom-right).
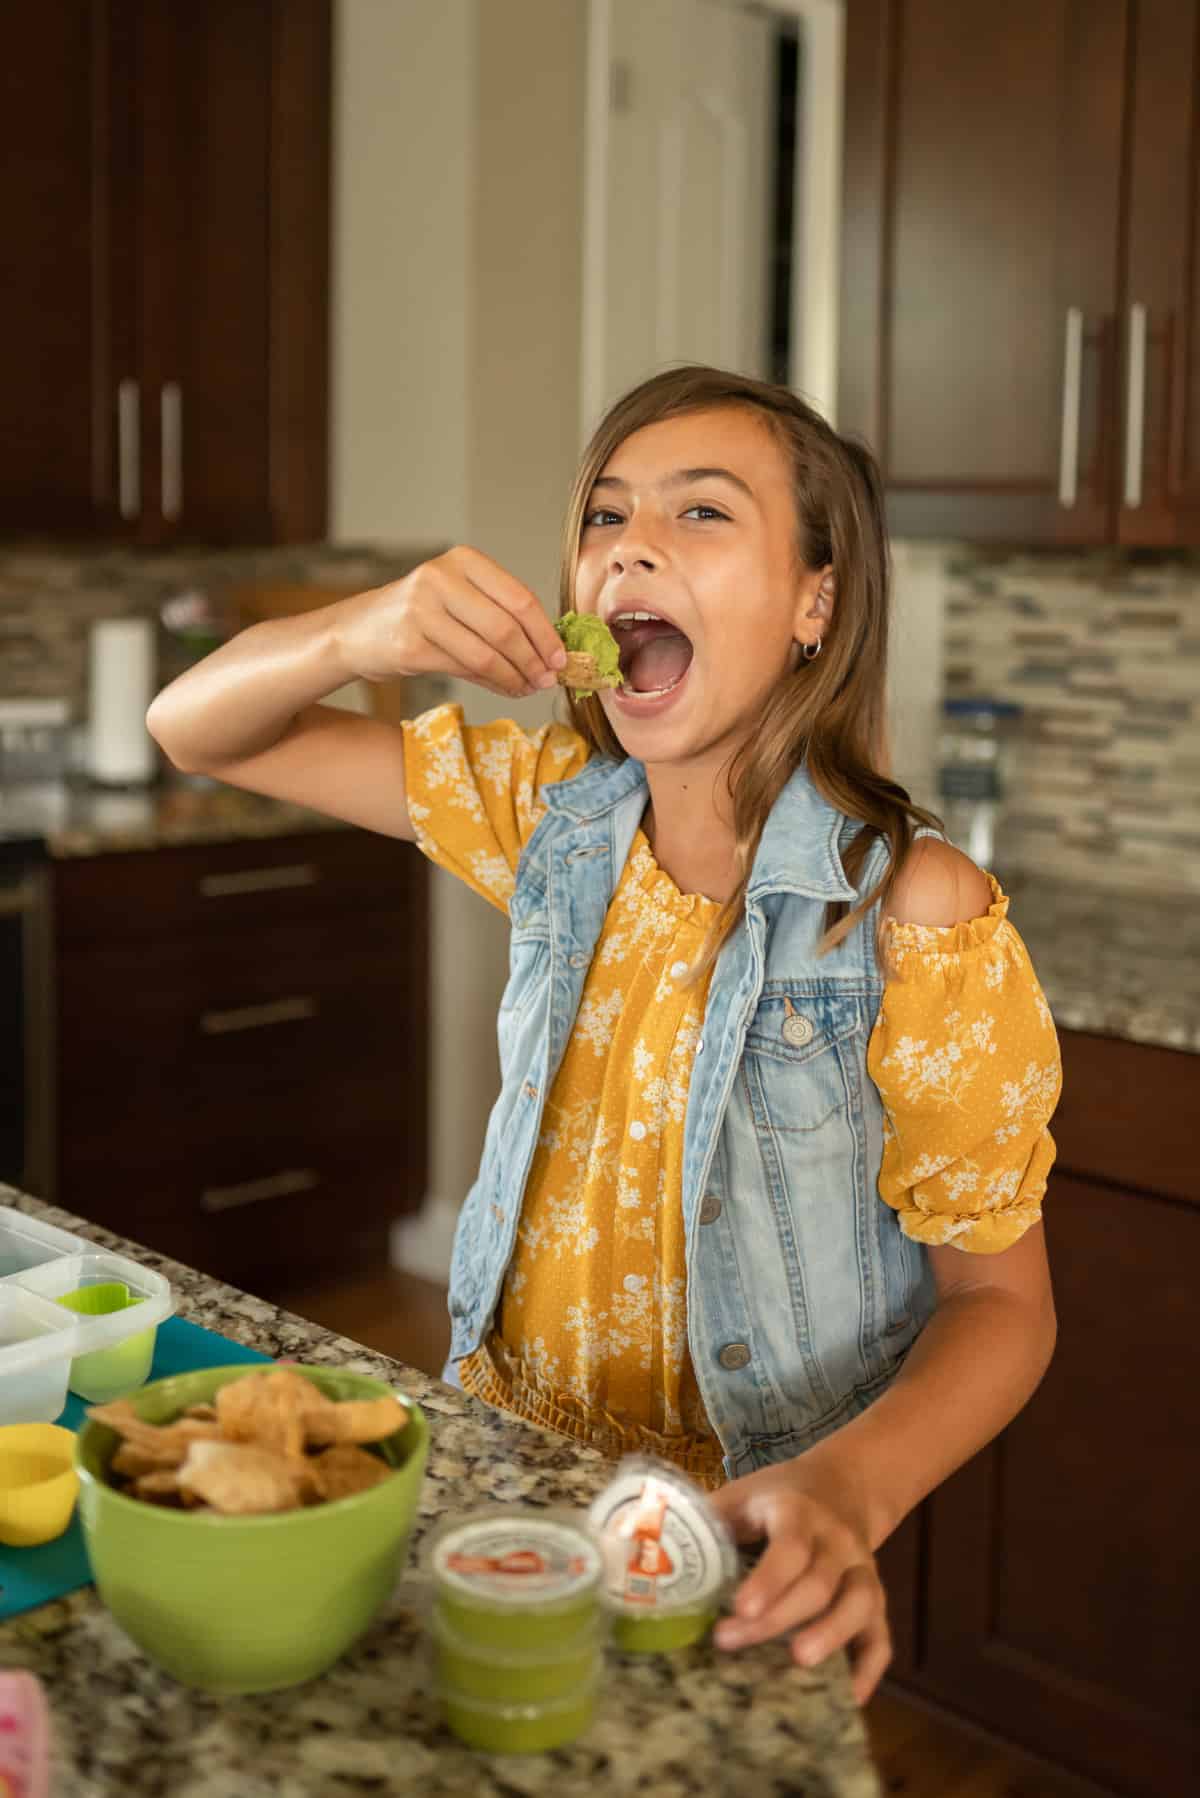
[
  {"x1": 868, "y1": 877, "x2": 1062, "y2": 1255},
  {"x1": 400, "y1": 703, "x2": 590, "y2": 914}
]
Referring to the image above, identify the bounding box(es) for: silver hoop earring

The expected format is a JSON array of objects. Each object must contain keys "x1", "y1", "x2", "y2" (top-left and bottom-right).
[{"x1": 802, "y1": 638, "x2": 823, "y2": 662}]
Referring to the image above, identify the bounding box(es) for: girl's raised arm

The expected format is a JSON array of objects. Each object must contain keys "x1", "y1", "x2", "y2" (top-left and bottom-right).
[{"x1": 146, "y1": 548, "x2": 566, "y2": 841}]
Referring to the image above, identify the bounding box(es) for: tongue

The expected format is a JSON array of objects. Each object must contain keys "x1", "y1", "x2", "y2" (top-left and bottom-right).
[{"x1": 627, "y1": 631, "x2": 692, "y2": 694}]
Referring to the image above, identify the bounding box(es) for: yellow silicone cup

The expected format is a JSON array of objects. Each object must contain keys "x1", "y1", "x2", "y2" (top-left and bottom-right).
[{"x1": 0, "y1": 1423, "x2": 80, "y2": 1546}]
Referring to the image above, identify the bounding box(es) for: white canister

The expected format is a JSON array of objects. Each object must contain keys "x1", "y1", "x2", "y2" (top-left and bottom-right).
[{"x1": 88, "y1": 617, "x2": 158, "y2": 786}]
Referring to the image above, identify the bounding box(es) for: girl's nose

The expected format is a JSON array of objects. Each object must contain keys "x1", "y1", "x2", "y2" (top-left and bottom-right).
[{"x1": 610, "y1": 528, "x2": 661, "y2": 576}]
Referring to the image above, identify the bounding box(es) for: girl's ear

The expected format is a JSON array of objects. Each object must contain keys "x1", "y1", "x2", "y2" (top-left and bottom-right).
[{"x1": 792, "y1": 562, "x2": 835, "y2": 651}]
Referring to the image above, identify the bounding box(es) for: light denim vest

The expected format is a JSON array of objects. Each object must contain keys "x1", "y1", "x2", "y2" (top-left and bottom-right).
[{"x1": 446, "y1": 751, "x2": 937, "y2": 1478}]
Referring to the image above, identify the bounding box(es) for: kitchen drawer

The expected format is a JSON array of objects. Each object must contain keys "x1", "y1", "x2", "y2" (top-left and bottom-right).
[
  {"x1": 56, "y1": 912, "x2": 425, "y2": 1119},
  {"x1": 1053, "y1": 1029, "x2": 1199, "y2": 1206},
  {"x1": 57, "y1": 1121, "x2": 418, "y2": 1294},
  {"x1": 54, "y1": 830, "x2": 421, "y2": 946}
]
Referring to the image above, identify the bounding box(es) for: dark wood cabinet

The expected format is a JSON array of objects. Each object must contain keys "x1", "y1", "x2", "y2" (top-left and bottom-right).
[
  {"x1": 0, "y1": 0, "x2": 329, "y2": 545},
  {"x1": 880, "y1": 1030, "x2": 1199, "y2": 1797},
  {"x1": 1119, "y1": 0, "x2": 1200, "y2": 544},
  {"x1": 840, "y1": 0, "x2": 1200, "y2": 548},
  {"x1": 52, "y1": 830, "x2": 428, "y2": 1296}
]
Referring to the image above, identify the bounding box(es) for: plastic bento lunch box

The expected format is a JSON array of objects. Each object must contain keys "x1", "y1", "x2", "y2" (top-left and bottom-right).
[{"x1": 0, "y1": 1206, "x2": 174, "y2": 1422}]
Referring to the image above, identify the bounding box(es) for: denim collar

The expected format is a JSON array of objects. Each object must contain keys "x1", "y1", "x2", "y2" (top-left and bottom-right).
[{"x1": 542, "y1": 751, "x2": 856, "y2": 902}]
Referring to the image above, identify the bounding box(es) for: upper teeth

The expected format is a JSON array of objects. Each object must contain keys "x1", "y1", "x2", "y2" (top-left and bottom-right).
[{"x1": 610, "y1": 611, "x2": 661, "y2": 627}]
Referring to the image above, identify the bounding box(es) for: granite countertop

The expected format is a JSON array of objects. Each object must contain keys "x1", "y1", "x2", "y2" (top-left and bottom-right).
[
  {"x1": 0, "y1": 1192, "x2": 881, "y2": 1798},
  {"x1": 1007, "y1": 873, "x2": 1200, "y2": 1054},
  {"x1": 0, "y1": 777, "x2": 349, "y2": 860}
]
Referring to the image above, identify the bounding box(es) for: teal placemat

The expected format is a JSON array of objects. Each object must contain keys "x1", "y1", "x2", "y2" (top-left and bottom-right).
[{"x1": 0, "y1": 1315, "x2": 270, "y2": 1621}]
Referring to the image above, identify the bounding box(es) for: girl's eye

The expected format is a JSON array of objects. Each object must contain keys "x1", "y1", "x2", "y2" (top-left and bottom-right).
[
  {"x1": 583, "y1": 507, "x2": 623, "y2": 528},
  {"x1": 682, "y1": 504, "x2": 728, "y2": 521}
]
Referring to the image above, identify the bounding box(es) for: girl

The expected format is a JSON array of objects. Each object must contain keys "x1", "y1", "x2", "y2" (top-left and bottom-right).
[{"x1": 147, "y1": 365, "x2": 1061, "y2": 1705}]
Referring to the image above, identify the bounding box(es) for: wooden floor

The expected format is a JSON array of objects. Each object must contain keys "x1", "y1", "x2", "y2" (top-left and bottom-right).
[{"x1": 275, "y1": 1266, "x2": 1098, "y2": 1798}]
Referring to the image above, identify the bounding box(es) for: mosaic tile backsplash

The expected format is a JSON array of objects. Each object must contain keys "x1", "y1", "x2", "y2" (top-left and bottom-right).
[
  {"x1": 941, "y1": 549, "x2": 1200, "y2": 897},
  {"x1": 0, "y1": 541, "x2": 433, "y2": 715}
]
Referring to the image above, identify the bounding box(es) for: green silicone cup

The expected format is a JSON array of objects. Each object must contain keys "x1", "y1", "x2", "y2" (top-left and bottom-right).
[
  {"x1": 442, "y1": 1681, "x2": 599, "y2": 1755},
  {"x1": 612, "y1": 1607, "x2": 717, "y2": 1654},
  {"x1": 75, "y1": 1363, "x2": 428, "y2": 1694},
  {"x1": 56, "y1": 1284, "x2": 157, "y2": 1404}
]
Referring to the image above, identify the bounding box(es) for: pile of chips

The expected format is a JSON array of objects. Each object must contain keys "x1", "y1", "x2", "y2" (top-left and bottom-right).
[{"x1": 88, "y1": 1366, "x2": 409, "y2": 1515}]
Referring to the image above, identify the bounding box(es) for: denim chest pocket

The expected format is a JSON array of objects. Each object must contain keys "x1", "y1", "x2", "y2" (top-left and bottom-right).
[{"x1": 741, "y1": 989, "x2": 865, "y2": 1132}]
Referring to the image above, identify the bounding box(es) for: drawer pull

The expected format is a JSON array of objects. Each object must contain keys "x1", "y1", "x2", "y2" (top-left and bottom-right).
[
  {"x1": 200, "y1": 1169, "x2": 320, "y2": 1213},
  {"x1": 199, "y1": 863, "x2": 319, "y2": 899},
  {"x1": 200, "y1": 995, "x2": 318, "y2": 1035}
]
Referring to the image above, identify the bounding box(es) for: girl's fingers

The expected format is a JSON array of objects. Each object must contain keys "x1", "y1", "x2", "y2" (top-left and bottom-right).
[
  {"x1": 422, "y1": 611, "x2": 538, "y2": 698},
  {"x1": 441, "y1": 581, "x2": 560, "y2": 691},
  {"x1": 715, "y1": 1539, "x2": 836, "y2": 1651},
  {"x1": 787, "y1": 1564, "x2": 884, "y2": 1672},
  {"x1": 454, "y1": 547, "x2": 567, "y2": 675},
  {"x1": 845, "y1": 1624, "x2": 893, "y2": 1706}
]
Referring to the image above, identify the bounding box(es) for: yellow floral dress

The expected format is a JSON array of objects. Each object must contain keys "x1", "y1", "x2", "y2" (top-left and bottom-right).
[{"x1": 402, "y1": 705, "x2": 1060, "y2": 1481}]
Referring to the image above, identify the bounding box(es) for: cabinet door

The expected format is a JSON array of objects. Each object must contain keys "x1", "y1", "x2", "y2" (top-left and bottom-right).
[
  {"x1": 137, "y1": 0, "x2": 330, "y2": 543},
  {"x1": 1118, "y1": 0, "x2": 1200, "y2": 545},
  {"x1": 0, "y1": 2, "x2": 137, "y2": 535},
  {"x1": 840, "y1": 0, "x2": 1127, "y2": 543},
  {"x1": 920, "y1": 1174, "x2": 1199, "y2": 1795}
]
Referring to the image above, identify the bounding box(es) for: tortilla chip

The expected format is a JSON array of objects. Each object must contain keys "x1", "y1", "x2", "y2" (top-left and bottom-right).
[
  {"x1": 177, "y1": 1440, "x2": 311, "y2": 1515},
  {"x1": 303, "y1": 1393, "x2": 406, "y2": 1447},
  {"x1": 307, "y1": 1443, "x2": 392, "y2": 1502},
  {"x1": 214, "y1": 1367, "x2": 314, "y2": 1460}
]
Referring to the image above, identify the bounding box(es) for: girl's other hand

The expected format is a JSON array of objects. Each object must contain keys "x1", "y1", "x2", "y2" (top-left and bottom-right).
[
  {"x1": 333, "y1": 546, "x2": 567, "y2": 697},
  {"x1": 707, "y1": 1456, "x2": 891, "y2": 1705}
]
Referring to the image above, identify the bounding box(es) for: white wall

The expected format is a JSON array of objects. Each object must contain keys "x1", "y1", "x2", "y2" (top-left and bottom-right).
[
  {"x1": 331, "y1": 0, "x2": 475, "y2": 546},
  {"x1": 331, "y1": 0, "x2": 585, "y2": 1280}
]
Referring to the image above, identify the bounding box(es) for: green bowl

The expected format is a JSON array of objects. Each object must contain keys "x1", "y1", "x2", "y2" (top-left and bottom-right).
[
  {"x1": 57, "y1": 1283, "x2": 157, "y2": 1403},
  {"x1": 75, "y1": 1363, "x2": 428, "y2": 1694}
]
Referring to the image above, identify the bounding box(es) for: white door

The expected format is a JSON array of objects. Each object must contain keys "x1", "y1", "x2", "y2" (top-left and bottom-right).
[{"x1": 587, "y1": 0, "x2": 775, "y2": 423}]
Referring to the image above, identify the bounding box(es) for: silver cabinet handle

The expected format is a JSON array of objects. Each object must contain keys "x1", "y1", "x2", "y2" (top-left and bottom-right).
[
  {"x1": 1123, "y1": 302, "x2": 1148, "y2": 509},
  {"x1": 200, "y1": 995, "x2": 318, "y2": 1035},
  {"x1": 199, "y1": 863, "x2": 319, "y2": 898},
  {"x1": 117, "y1": 379, "x2": 140, "y2": 519},
  {"x1": 1057, "y1": 308, "x2": 1084, "y2": 508},
  {"x1": 161, "y1": 381, "x2": 183, "y2": 521},
  {"x1": 200, "y1": 1169, "x2": 320, "y2": 1213}
]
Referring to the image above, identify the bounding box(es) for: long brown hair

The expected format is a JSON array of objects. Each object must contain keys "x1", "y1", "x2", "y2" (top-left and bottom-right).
[{"x1": 557, "y1": 365, "x2": 940, "y2": 960}]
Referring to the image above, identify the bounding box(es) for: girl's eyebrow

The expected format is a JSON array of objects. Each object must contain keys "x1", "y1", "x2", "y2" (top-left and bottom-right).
[{"x1": 591, "y1": 466, "x2": 757, "y2": 502}]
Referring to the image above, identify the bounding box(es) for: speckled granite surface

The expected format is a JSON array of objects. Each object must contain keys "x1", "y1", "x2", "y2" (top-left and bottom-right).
[
  {"x1": 1008, "y1": 874, "x2": 1200, "y2": 1054},
  {"x1": 0, "y1": 1192, "x2": 881, "y2": 1798}
]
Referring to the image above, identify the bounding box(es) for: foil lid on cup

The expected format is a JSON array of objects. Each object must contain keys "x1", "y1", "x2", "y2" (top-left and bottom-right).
[
  {"x1": 587, "y1": 1457, "x2": 737, "y2": 1617},
  {"x1": 431, "y1": 1510, "x2": 603, "y2": 1610}
]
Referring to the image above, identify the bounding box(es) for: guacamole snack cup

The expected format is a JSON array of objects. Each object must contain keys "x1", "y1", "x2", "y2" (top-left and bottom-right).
[
  {"x1": 588, "y1": 1457, "x2": 737, "y2": 1654},
  {"x1": 554, "y1": 611, "x2": 622, "y2": 695},
  {"x1": 429, "y1": 1508, "x2": 605, "y2": 1750},
  {"x1": 441, "y1": 1678, "x2": 601, "y2": 1755}
]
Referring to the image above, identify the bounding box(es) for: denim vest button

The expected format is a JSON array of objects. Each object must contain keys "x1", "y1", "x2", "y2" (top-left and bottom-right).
[
  {"x1": 699, "y1": 1194, "x2": 722, "y2": 1225},
  {"x1": 782, "y1": 1011, "x2": 815, "y2": 1048},
  {"x1": 569, "y1": 952, "x2": 589, "y2": 968},
  {"x1": 719, "y1": 1342, "x2": 751, "y2": 1371}
]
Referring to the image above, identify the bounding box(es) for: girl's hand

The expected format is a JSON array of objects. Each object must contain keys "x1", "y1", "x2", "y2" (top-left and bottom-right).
[
  {"x1": 707, "y1": 1456, "x2": 891, "y2": 1705},
  {"x1": 333, "y1": 546, "x2": 567, "y2": 697}
]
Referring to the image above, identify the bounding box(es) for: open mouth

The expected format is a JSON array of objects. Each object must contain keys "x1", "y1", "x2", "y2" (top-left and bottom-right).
[{"x1": 610, "y1": 612, "x2": 694, "y2": 697}]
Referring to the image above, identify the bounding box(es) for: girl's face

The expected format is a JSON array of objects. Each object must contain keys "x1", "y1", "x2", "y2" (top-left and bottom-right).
[{"x1": 573, "y1": 406, "x2": 829, "y2": 774}]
